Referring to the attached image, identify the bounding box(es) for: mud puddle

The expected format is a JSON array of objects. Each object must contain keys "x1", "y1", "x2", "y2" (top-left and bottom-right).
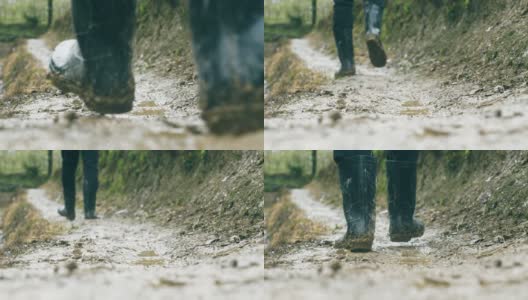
[
  {"x1": 0, "y1": 189, "x2": 264, "y2": 299},
  {"x1": 265, "y1": 188, "x2": 528, "y2": 299},
  {"x1": 265, "y1": 38, "x2": 528, "y2": 149},
  {"x1": 0, "y1": 39, "x2": 262, "y2": 149}
]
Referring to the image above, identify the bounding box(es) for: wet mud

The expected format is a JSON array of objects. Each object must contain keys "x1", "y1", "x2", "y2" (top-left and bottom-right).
[
  {"x1": 0, "y1": 189, "x2": 264, "y2": 299},
  {"x1": 265, "y1": 188, "x2": 528, "y2": 299},
  {"x1": 265, "y1": 38, "x2": 528, "y2": 149},
  {"x1": 0, "y1": 39, "x2": 262, "y2": 150}
]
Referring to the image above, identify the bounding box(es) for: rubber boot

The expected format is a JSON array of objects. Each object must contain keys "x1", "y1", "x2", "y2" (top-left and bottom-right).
[
  {"x1": 334, "y1": 28, "x2": 356, "y2": 78},
  {"x1": 59, "y1": 151, "x2": 79, "y2": 221},
  {"x1": 334, "y1": 155, "x2": 377, "y2": 252},
  {"x1": 82, "y1": 151, "x2": 99, "y2": 220},
  {"x1": 364, "y1": 0, "x2": 387, "y2": 67},
  {"x1": 67, "y1": 0, "x2": 137, "y2": 114},
  {"x1": 386, "y1": 159, "x2": 424, "y2": 242},
  {"x1": 333, "y1": 0, "x2": 356, "y2": 78},
  {"x1": 189, "y1": 1, "x2": 263, "y2": 135}
]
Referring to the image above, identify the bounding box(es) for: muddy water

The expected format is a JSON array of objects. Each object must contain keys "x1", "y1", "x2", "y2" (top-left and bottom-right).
[
  {"x1": 265, "y1": 189, "x2": 528, "y2": 299},
  {"x1": 0, "y1": 39, "x2": 263, "y2": 150},
  {"x1": 265, "y1": 38, "x2": 528, "y2": 149},
  {"x1": 0, "y1": 189, "x2": 264, "y2": 299}
]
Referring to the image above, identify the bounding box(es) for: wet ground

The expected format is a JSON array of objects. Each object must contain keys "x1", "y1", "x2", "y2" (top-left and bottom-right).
[
  {"x1": 0, "y1": 189, "x2": 264, "y2": 299},
  {"x1": 0, "y1": 39, "x2": 262, "y2": 149},
  {"x1": 265, "y1": 38, "x2": 528, "y2": 150},
  {"x1": 265, "y1": 188, "x2": 528, "y2": 299}
]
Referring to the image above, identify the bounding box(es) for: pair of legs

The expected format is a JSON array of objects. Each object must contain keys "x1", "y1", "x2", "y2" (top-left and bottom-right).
[
  {"x1": 50, "y1": 0, "x2": 263, "y2": 134},
  {"x1": 58, "y1": 150, "x2": 99, "y2": 221},
  {"x1": 333, "y1": 150, "x2": 424, "y2": 251},
  {"x1": 333, "y1": 0, "x2": 387, "y2": 78}
]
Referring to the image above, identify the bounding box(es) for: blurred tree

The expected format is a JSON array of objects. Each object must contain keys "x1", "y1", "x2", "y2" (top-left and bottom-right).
[
  {"x1": 48, "y1": 0, "x2": 53, "y2": 27},
  {"x1": 311, "y1": 0, "x2": 317, "y2": 26},
  {"x1": 47, "y1": 150, "x2": 53, "y2": 177},
  {"x1": 311, "y1": 150, "x2": 317, "y2": 178}
]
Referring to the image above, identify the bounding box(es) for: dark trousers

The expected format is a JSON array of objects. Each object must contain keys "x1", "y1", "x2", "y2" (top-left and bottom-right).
[
  {"x1": 61, "y1": 150, "x2": 99, "y2": 213},
  {"x1": 334, "y1": 0, "x2": 385, "y2": 35},
  {"x1": 71, "y1": 0, "x2": 263, "y2": 105},
  {"x1": 71, "y1": 0, "x2": 136, "y2": 96},
  {"x1": 334, "y1": 150, "x2": 418, "y2": 163}
]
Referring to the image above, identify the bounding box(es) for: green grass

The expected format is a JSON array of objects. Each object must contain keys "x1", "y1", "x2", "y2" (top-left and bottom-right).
[
  {"x1": 0, "y1": 24, "x2": 47, "y2": 42},
  {"x1": 265, "y1": 23, "x2": 312, "y2": 42}
]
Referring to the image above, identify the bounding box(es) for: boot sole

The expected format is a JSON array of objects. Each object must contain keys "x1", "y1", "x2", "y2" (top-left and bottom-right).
[
  {"x1": 48, "y1": 73, "x2": 134, "y2": 114},
  {"x1": 366, "y1": 38, "x2": 387, "y2": 68},
  {"x1": 200, "y1": 86, "x2": 264, "y2": 135},
  {"x1": 390, "y1": 231, "x2": 424, "y2": 242},
  {"x1": 335, "y1": 69, "x2": 357, "y2": 79},
  {"x1": 334, "y1": 237, "x2": 374, "y2": 252}
]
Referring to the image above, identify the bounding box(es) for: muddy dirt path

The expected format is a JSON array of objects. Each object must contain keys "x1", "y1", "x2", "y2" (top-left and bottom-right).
[
  {"x1": 0, "y1": 39, "x2": 262, "y2": 149},
  {"x1": 265, "y1": 188, "x2": 528, "y2": 299},
  {"x1": 0, "y1": 189, "x2": 264, "y2": 300},
  {"x1": 265, "y1": 38, "x2": 528, "y2": 150}
]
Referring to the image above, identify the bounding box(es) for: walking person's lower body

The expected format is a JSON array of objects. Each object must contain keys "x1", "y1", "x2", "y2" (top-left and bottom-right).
[
  {"x1": 333, "y1": 150, "x2": 424, "y2": 251},
  {"x1": 49, "y1": 0, "x2": 263, "y2": 134},
  {"x1": 333, "y1": 0, "x2": 387, "y2": 78},
  {"x1": 58, "y1": 150, "x2": 99, "y2": 221}
]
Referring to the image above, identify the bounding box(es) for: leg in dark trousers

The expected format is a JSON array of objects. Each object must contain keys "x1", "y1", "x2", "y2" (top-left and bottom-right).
[
  {"x1": 363, "y1": 0, "x2": 387, "y2": 67},
  {"x1": 333, "y1": 150, "x2": 377, "y2": 251},
  {"x1": 81, "y1": 151, "x2": 99, "y2": 219},
  {"x1": 333, "y1": 0, "x2": 356, "y2": 77},
  {"x1": 59, "y1": 150, "x2": 80, "y2": 221},
  {"x1": 385, "y1": 150, "x2": 424, "y2": 242},
  {"x1": 70, "y1": 0, "x2": 136, "y2": 113},
  {"x1": 189, "y1": 0, "x2": 264, "y2": 134}
]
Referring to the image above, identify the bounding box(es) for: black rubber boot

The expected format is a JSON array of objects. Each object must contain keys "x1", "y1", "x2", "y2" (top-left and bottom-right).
[
  {"x1": 386, "y1": 157, "x2": 424, "y2": 242},
  {"x1": 333, "y1": 0, "x2": 356, "y2": 78},
  {"x1": 82, "y1": 151, "x2": 99, "y2": 220},
  {"x1": 334, "y1": 154, "x2": 377, "y2": 252},
  {"x1": 364, "y1": 0, "x2": 387, "y2": 67},
  {"x1": 69, "y1": 0, "x2": 136, "y2": 114},
  {"x1": 60, "y1": 151, "x2": 79, "y2": 221},
  {"x1": 189, "y1": 1, "x2": 263, "y2": 135},
  {"x1": 58, "y1": 208, "x2": 75, "y2": 221},
  {"x1": 334, "y1": 28, "x2": 356, "y2": 78}
]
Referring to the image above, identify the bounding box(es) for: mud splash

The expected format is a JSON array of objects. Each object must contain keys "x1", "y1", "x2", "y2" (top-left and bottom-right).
[
  {"x1": 265, "y1": 188, "x2": 528, "y2": 299},
  {"x1": 0, "y1": 39, "x2": 263, "y2": 149},
  {"x1": 265, "y1": 38, "x2": 528, "y2": 149},
  {"x1": 0, "y1": 189, "x2": 264, "y2": 299}
]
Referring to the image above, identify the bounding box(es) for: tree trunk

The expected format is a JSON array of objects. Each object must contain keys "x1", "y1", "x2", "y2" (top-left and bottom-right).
[
  {"x1": 311, "y1": 150, "x2": 317, "y2": 178},
  {"x1": 47, "y1": 0, "x2": 53, "y2": 28},
  {"x1": 311, "y1": 0, "x2": 317, "y2": 27},
  {"x1": 47, "y1": 150, "x2": 53, "y2": 177}
]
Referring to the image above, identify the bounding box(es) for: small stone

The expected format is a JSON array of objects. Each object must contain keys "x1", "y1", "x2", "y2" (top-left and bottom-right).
[
  {"x1": 65, "y1": 261, "x2": 78, "y2": 274},
  {"x1": 494, "y1": 259, "x2": 502, "y2": 268},
  {"x1": 493, "y1": 85, "x2": 505, "y2": 93},
  {"x1": 230, "y1": 259, "x2": 238, "y2": 268},
  {"x1": 229, "y1": 235, "x2": 241, "y2": 243},
  {"x1": 493, "y1": 235, "x2": 505, "y2": 243}
]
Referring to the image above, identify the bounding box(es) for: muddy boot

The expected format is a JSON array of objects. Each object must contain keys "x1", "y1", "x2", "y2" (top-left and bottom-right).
[
  {"x1": 334, "y1": 154, "x2": 377, "y2": 252},
  {"x1": 364, "y1": 0, "x2": 387, "y2": 67},
  {"x1": 50, "y1": 0, "x2": 136, "y2": 114},
  {"x1": 82, "y1": 151, "x2": 99, "y2": 220},
  {"x1": 58, "y1": 208, "x2": 75, "y2": 221},
  {"x1": 189, "y1": 1, "x2": 263, "y2": 135},
  {"x1": 59, "y1": 151, "x2": 79, "y2": 221},
  {"x1": 334, "y1": 28, "x2": 356, "y2": 78},
  {"x1": 386, "y1": 158, "x2": 424, "y2": 242},
  {"x1": 333, "y1": 0, "x2": 356, "y2": 78}
]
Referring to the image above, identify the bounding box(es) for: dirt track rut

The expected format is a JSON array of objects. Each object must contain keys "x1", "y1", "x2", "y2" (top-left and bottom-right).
[
  {"x1": 265, "y1": 188, "x2": 528, "y2": 300},
  {"x1": 265, "y1": 38, "x2": 528, "y2": 150},
  {"x1": 0, "y1": 39, "x2": 262, "y2": 149},
  {"x1": 0, "y1": 189, "x2": 264, "y2": 300}
]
